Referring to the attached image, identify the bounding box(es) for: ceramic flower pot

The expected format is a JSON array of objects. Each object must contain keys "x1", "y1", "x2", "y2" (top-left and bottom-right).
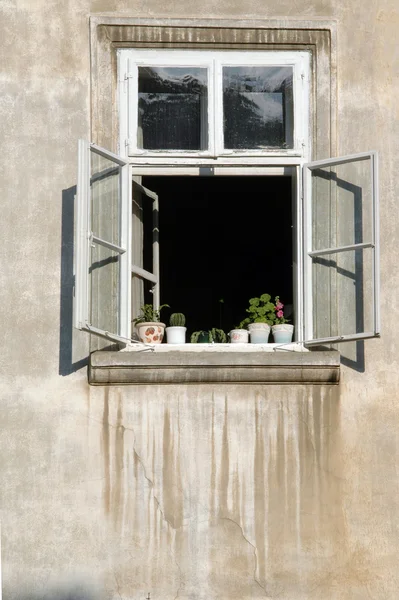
[
  {"x1": 229, "y1": 329, "x2": 249, "y2": 343},
  {"x1": 248, "y1": 322, "x2": 271, "y2": 343},
  {"x1": 136, "y1": 322, "x2": 165, "y2": 344},
  {"x1": 165, "y1": 326, "x2": 187, "y2": 344},
  {"x1": 272, "y1": 324, "x2": 294, "y2": 344}
]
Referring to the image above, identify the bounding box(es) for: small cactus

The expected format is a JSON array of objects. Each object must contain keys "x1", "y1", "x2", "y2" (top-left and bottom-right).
[
  {"x1": 209, "y1": 328, "x2": 227, "y2": 343},
  {"x1": 169, "y1": 312, "x2": 186, "y2": 327}
]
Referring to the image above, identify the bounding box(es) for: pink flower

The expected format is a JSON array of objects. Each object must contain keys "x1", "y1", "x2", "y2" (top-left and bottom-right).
[
  {"x1": 277, "y1": 310, "x2": 284, "y2": 318},
  {"x1": 276, "y1": 302, "x2": 284, "y2": 310}
]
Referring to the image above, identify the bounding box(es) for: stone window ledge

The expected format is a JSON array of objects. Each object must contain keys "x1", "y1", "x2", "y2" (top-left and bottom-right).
[{"x1": 89, "y1": 347, "x2": 340, "y2": 385}]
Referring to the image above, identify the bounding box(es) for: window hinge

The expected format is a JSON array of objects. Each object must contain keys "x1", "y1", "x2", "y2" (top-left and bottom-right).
[{"x1": 123, "y1": 72, "x2": 133, "y2": 93}]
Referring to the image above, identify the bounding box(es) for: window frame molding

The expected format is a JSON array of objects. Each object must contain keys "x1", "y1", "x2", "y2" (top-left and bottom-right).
[
  {"x1": 86, "y1": 17, "x2": 338, "y2": 354},
  {"x1": 90, "y1": 17, "x2": 337, "y2": 162}
]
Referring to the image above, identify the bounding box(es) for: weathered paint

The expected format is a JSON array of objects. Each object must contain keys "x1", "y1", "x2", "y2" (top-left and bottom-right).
[
  {"x1": 88, "y1": 384, "x2": 344, "y2": 598},
  {"x1": 1, "y1": 0, "x2": 399, "y2": 598}
]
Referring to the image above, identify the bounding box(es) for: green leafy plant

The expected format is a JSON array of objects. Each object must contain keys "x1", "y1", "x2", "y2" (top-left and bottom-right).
[
  {"x1": 190, "y1": 328, "x2": 227, "y2": 343},
  {"x1": 190, "y1": 330, "x2": 209, "y2": 343},
  {"x1": 169, "y1": 313, "x2": 186, "y2": 327},
  {"x1": 238, "y1": 293, "x2": 277, "y2": 328},
  {"x1": 133, "y1": 303, "x2": 169, "y2": 325}
]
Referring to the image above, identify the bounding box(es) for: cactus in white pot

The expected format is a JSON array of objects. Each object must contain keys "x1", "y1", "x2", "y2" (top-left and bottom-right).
[{"x1": 166, "y1": 312, "x2": 187, "y2": 344}]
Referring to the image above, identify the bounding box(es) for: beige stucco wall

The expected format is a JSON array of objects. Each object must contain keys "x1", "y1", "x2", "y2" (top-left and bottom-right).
[{"x1": 1, "y1": 0, "x2": 399, "y2": 598}]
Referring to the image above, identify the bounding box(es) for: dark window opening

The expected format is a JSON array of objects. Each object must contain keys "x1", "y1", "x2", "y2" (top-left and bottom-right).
[{"x1": 142, "y1": 176, "x2": 293, "y2": 338}]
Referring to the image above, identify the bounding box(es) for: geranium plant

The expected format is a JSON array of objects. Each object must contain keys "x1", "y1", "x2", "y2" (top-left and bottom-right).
[
  {"x1": 238, "y1": 293, "x2": 276, "y2": 328},
  {"x1": 273, "y1": 296, "x2": 290, "y2": 324},
  {"x1": 238, "y1": 294, "x2": 291, "y2": 328}
]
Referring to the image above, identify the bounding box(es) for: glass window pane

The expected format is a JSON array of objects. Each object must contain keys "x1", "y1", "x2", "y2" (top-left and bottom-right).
[
  {"x1": 138, "y1": 67, "x2": 208, "y2": 151},
  {"x1": 223, "y1": 66, "x2": 293, "y2": 150},
  {"x1": 91, "y1": 151, "x2": 121, "y2": 246},
  {"x1": 312, "y1": 248, "x2": 374, "y2": 339},
  {"x1": 311, "y1": 157, "x2": 373, "y2": 251},
  {"x1": 131, "y1": 183, "x2": 156, "y2": 322},
  {"x1": 90, "y1": 243, "x2": 120, "y2": 332}
]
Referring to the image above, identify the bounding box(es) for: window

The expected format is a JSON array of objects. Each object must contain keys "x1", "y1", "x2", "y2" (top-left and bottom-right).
[
  {"x1": 118, "y1": 50, "x2": 309, "y2": 159},
  {"x1": 303, "y1": 151, "x2": 380, "y2": 344},
  {"x1": 75, "y1": 48, "x2": 380, "y2": 349}
]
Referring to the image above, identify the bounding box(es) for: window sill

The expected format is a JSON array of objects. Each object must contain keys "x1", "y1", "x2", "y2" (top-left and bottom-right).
[{"x1": 88, "y1": 346, "x2": 340, "y2": 385}]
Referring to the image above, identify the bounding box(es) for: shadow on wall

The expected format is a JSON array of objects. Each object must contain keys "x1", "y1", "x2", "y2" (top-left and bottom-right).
[
  {"x1": 14, "y1": 587, "x2": 96, "y2": 600},
  {"x1": 312, "y1": 167, "x2": 367, "y2": 373},
  {"x1": 340, "y1": 340, "x2": 365, "y2": 372},
  {"x1": 59, "y1": 185, "x2": 88, "y2": 376}
]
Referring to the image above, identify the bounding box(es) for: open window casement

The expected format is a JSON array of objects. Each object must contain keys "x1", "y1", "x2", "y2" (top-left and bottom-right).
[
  {"x1": 74, "y1": 140, "x2": 161, "y2": 345},
  {"x1": 74, "y1": 140, "x2": 132, "y2": 343},
  {"x1": 303, "y1": 151, "x2": 380, "y2": 345},
  {"x1": 130, "y1": 179, "x2": 160, "y2": 325}
]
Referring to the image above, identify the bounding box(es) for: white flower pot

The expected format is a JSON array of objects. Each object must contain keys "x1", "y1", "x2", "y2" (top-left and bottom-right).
[
  {"x1": 248, "y1": 322, "x2": 271, "y2": 344},
  {"x1": 229, "y1": 329, "x2": 249, "y2": 343},
  {"x1": 166, "y1": 326, "x2": 187, "y2": 344},
  {"x1": 272, "y1": 324, "x2": 294, "y2": 344},
  {"x1": 136, "y1": 322, "x2": 165, "y2": 344}
]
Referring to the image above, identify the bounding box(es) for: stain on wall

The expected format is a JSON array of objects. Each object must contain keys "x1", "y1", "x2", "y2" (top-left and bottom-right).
[{"x1": 92, "y1": 384, "x2": 346, "y2": 598}]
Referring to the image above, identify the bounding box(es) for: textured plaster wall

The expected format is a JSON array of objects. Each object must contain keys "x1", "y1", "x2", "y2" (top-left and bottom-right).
[{"x1": 1, "y1": 0, "x2": 399, "y2": 599}]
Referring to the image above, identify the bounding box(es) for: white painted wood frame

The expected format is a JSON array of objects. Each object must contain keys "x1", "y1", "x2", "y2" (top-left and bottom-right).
[{"x1": 303, "y1": 151, "x2": 380, "y2": 345}]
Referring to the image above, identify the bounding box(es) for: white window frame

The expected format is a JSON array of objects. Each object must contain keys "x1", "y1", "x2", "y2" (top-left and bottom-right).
[
  {"x1": 131, "y1": 179, "x2": 161, "y2": 312},
  {"x1": 74, "y1": 140, "x2": 163, "y2": 344},
  {"x1": 303, "y1": 151, "x2": 380, "y2": 345},
  {"x1": 75, "y1": 146, "x2": 380, "y2": 348},
  {"x1": 74, "y1": 140, "x2": 132, "y2": 344},
  {"x1": 75, "y1": 46, "x2": 380, "y2": 350},
  {"x1": 118, "y1": 49, "x2": 310, "y2": 160}
]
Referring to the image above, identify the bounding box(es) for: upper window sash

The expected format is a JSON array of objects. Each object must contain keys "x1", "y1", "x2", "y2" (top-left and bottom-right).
[
  {"x1": 118, "y1": 49, "x2": 310, "y2": 159},
  {"x1": 120, "y1": 51, "x2": 215, "y2": 157},
  {"x1": 214, "y1": 51, "x2": 309, "y2": 156}
]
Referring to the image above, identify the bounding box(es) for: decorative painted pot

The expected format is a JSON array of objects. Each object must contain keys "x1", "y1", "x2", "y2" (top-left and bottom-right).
[
  {"x1": 166, "y1": 326, "x2": 187, "y2": 344},
  {"x1": 248, "y1": 322, "x2": 271, "y2": 344},
  {"x1": 272, "y1": 324, "x2": 294, "y2": 344},
  {"x1": 136, "y1": 322, "x2": 165, "y2": 344},
  {"x1": 229, "y1": 329, "x2": 249, "y2": 343}
]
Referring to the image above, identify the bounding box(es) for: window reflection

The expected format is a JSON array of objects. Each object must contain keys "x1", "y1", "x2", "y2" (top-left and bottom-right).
[
  {"x1": 138, "y1": 67, "x2": 208, "y2": 151},
  {"x1": 223, "y1": 66, "x2": 294, "y2": 149}
]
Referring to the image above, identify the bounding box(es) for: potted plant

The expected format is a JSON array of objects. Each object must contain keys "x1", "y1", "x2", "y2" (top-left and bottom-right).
[
  {"x1": 191, "y1": 328, "x2": 227, "y2": 343},
  {"x1": 229, "y1": 326, "x2": 249, "y2": 343},
  {"x1": 271, "y1": 297, "x2": 294, "y2": 343},
  {"x1": 166, "y1": 313, "x2": 187, "y2": 344},
  {"x1": 133, "y1": 303, "x2": 169, "y2": 344},
  {"x1": 238, "y1": 293, "x2": 276, "y2": 343}
]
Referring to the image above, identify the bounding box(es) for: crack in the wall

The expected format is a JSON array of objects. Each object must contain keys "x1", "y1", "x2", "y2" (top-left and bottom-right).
[
  {"x1": 113, "y1": 572, "x2": 122, "y2": 599},
  {"x1": 220, "y1": 517, "x2": 270, "y2": 598},
  {"x1": 132, "y1": 436, "x2": 177, "y2": 532},
  {"x1": 132, "y1": 432, "x2": 186, "y2": 600},
  {"x1": 173, "y1": 552, "x2": 184, "y2": 600}
]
